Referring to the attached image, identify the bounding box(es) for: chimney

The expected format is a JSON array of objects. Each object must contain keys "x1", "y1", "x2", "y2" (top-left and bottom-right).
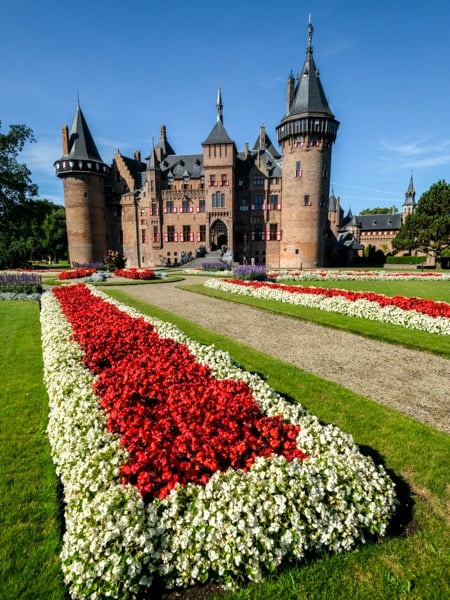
[
  {"x1": 259, "y1": 125, "x2": 266, "y2": 150},
  {"x1": 62, "y1": 125, "x2": 69, "y2": 155},
  {"x1": 286, "y1": 72, "x2": 295, "y2": 114}
]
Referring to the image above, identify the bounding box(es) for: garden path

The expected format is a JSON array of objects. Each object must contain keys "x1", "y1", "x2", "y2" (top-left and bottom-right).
[{"x1": 114, "y1": 277, "x2": 450, "y2": 434}]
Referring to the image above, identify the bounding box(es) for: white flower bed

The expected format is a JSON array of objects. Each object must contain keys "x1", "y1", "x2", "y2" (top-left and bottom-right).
[
  {"x1": 271, "y1": 269, "x2": 450, "y2": 281},
  {"x1": 41, "y1": 287, "x2": 397, "y2": 598},
  {"x1": 204, "y1": 279, "x2": 450, "y2": 336}
]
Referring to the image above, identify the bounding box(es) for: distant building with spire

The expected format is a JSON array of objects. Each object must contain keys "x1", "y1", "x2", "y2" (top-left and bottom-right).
[{"x1": 55, "y1": 21, "x2": 414, "y2": 269}]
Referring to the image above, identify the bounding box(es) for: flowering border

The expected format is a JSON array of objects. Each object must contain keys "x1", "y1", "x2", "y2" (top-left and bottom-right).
[
  {"x1": 270, "y1": 269, "x2": 450, "y2": 282},
  {"x1": 41, "y1": 285, "x2": 397, "y2": 598},
  {"x1": 204, "y1": 279, "x2": 450, "y2": 336}
]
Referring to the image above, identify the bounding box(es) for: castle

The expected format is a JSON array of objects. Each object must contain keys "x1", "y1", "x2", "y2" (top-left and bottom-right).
[{"x1": 54, "y1": 21, "x2": 414, "y2": 270}]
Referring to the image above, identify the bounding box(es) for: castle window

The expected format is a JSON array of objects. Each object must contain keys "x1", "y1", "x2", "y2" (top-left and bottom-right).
[
  {"x1": 252, "y1": 195, "x2": 263, "y2": 210},
  {"x1": 182, "y1": 225, "x2": 191, "y2": 242},
  {"x1": 141, "y1": 229, "x2": 147, "y2": 244},
  {"x1": 152, "y1": 225, "x2": 159, "y2": 243},
  {"x1": 181, "y1": 199, "x2": 190, "y2": 213},
  {"x1": 140, "y1": 209, "x2": 146, "y2": 216},
  {"x1": 252, "y1": 175, "x2": 264, "y2": 186},
  {"x1": 166, "y1": 200, "x2": 174, "y2": 213},
  {"x1": 322, "y1": 163, "x2": 328, "y2": 179},
  {"x1": 303, "y1": 195, "x2": 311, "y2": 206},
  {"x1": 269, "y1": 194, "x2": 279, "y2": 210},
  {"x1": 221, "y1": 174, "x2": 228, "y2": 186},
  {"x1": 252, "y1": 223, "x2": 263, "y2": 241},
  {"x1": 212, "y1": 192, "x2": 225, "y2": 208},
  {"x1": 295, "y1": 161, "x2": 302, "y2": 177},
  {"x1": 198, "y1": 224, "x2": 206, "y2": 242},
  {"x1": 208, "y1": 174, "x2": 216, "y2": 187},
  {"x1": 151, "y1": 202, "x2": 158, "y2": 216},
  {"x1": 240, "y1": 198, "x2": 248, "y2": 211},
  {"x1": 269, "y1": 223, "x2": 278, "y2": 241},
  {"x1": 167, "y1": 225, "x2": 175, "y2": 242},
  {"x1": 198, "y1": 199, "x2": 205, "y2": 212}
]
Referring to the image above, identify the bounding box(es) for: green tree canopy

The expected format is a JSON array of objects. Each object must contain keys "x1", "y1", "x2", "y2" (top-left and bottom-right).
[
  {"x1": 360, "y1": 205, "x2": 398, "y2": 215},
  {"x1": 0, "y1": 122, "x2": 37, "y2": 215},
  {"x1": 392, "y1": 180, "x2": 450, "y2": 259},
  {"x1": 0, "y1": 121, "x2": 68, "y2": 267}
]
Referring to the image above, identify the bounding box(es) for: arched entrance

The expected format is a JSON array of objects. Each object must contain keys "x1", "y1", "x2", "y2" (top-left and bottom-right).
[{"x1": 210, "y1": 219, "x2": 228, "y2": 250}]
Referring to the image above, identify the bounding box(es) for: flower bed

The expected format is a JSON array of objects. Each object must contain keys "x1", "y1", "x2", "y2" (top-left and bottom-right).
[
  {"x1": 41, "y1": 284, "x2": 396, "y2": 598},
  {"x1": 114, "y1": 267, "x2": 156, "y2": 280},
  {"x1": 0, "y1": 270, "x2": 42, "y2": 299},
  {"x1": 205, "y1": 279, "x2": 450, "y2": 336},
  {"x1": 269, "y1": 269, "x2": 450, "y2": 282},
  {"x1": 58, "y1": 268, "x2": 96, "y2": 280}
]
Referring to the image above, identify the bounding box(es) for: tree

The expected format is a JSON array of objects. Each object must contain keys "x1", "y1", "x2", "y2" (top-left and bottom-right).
[
  {"x1": 0, "y1": 122, "x2": 68, "y2": 267},
  {"x1": 0, "y1": 122, "x2": 37, "y2": 215},
  {"x1": 41, "y1": 205, "x2": 67, "y2": 263},
  {"x1": 360, "y1": 205, "x2": 398, "y2": 215},
  {"x1": 392, "y1": 180, "x2": 450, "y2": 260}
]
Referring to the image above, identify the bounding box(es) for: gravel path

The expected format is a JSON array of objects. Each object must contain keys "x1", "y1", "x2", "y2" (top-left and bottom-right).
[{"x1": 115, "y1": 277, "x2": 450, "y2": 434}]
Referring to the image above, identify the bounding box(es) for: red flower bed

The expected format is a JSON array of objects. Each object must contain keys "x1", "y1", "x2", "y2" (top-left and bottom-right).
[
  {"x1": 115, "y1": 268, "x2": 156, "y2": 280},
  {"x1": 53, "y1": 284, "x2": 306, "y2": 500},
  {"x1": 227, "y1": 279, "x2": 450, "y2": 319},
  {"x1": 58, "y1": 268, "x2": 96, "y2": 280}
]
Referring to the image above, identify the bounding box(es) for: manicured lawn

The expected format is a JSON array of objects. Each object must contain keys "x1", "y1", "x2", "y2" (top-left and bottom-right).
[
  {"x1": 0, "y1": 301, "x2": 65, "y2": 600},
  {"x1": 2, "y1": 281, "x2": 449, "y2": 599}
]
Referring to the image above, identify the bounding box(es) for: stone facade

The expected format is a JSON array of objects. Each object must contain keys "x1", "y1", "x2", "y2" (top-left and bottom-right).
[{"x1": 56, "y1": 22, "x2": 344, "y2": 270}]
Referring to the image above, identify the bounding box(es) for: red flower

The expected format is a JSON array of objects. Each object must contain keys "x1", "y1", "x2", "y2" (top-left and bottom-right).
[
  {"x1": 53, "y1": 285, "x2": 307, "y2": 501},
  {"x1": 226, "y1": 279, "x2": 450, "y2": 319}
]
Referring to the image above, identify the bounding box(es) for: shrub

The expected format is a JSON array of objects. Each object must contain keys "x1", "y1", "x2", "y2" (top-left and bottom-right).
[{"x1": 103, "y1": 249, "x2": 126, "y2": 272}]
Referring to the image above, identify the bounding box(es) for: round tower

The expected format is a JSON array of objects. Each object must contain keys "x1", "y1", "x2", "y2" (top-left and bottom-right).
[
  {"x1": 276, "y1": 20, "x2": 339, "y2": 269},
  {"x1": 54, "y1": 104, "x2": 110, "y2": 266}
]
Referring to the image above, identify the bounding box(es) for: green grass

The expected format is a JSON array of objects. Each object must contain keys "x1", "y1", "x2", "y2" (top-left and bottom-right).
[
  {"x1": 3, "y1": 281, "x2": 450, "y2": 599},
  {"x1": 0, "y1": 302, "x2": 66, "y2": 600}
]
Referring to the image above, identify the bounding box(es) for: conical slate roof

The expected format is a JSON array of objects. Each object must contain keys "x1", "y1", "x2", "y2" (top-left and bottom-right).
[
  {"x1": 284, "y1": 21, "x2": 334, "y2": 121},
  {"x1": 63, "y1": 103, "x2": 104, "y2": 161}
]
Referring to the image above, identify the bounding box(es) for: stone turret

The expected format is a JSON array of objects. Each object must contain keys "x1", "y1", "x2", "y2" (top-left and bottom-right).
[
  {"x1": 276, "y1": 20, "x2": 339, "y2": 268},
  {"x1": 54, "y1": 104, "x2": 109, "y2": 266}
]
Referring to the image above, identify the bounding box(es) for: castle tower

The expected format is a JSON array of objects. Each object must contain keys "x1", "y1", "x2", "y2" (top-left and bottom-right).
[
  {"x1": 276, "y1": 20, "x2": 339, "y2": 268},
  {"x1": 402, "y1": 173, "x2": 416, "y2": 222},
  {"x1": 202, "y1": 85, "x2": 236, "y2": 251},
  {"x1": 54, "y1": 103, "x2": 110, "y2": 266}
]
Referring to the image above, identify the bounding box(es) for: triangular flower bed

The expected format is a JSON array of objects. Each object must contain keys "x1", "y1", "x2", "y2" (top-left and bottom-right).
[{"x1": 41, "y1": 284, "x2": 397, "y2": 598}]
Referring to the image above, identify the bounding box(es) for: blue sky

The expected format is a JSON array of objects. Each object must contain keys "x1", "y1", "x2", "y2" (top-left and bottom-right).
[{"x1": 1, "y1": 0, "x2": 450, "y2": 215}]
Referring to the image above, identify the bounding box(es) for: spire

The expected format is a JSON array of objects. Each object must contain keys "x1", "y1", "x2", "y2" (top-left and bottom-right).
[
  {"x1": 284, "y1": 19, "x2": 334, "y2": 119},
  {"x1": 54, "y1": 103, "x2": 109, "y2": 178},
  {"x1": 65, "y1": 104, "x2": 103, "y2": 161},
  {"x1": 217, "y1": 82, "x2": 223, "y2": 123},
  {"x1": 404, "y1": 171, "x2": 416, "y2": 207},
  {"x1": 203, "y1": 86, "x2": 234, "y2": 145}
]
